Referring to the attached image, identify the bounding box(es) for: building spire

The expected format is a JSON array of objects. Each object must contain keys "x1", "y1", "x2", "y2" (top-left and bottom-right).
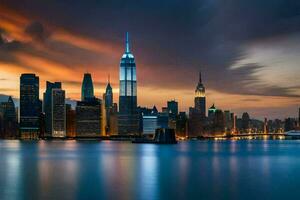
[
  {"x1": 125, "y1": 32, "x2": 130, "y2": 53},
  {"x1": 199, "y1": 71, "x2": 202, "y2": 83},
  {"x1": 108, "y1": 73, "x2": 110, "y2": 84}
]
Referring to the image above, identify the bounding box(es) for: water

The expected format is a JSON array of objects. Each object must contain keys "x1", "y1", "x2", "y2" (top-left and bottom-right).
[{"x1": 0, "y1": 140, "x2": 300, "y2": 200}]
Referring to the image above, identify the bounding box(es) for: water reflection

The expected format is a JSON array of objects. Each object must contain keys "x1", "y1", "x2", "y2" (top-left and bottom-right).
[
  {"x1": 3, "y1": 141, "x2": 21, "y2": 200},
  {"x1": 1, "y1": 140, "x2": 300, "y2": 199}
]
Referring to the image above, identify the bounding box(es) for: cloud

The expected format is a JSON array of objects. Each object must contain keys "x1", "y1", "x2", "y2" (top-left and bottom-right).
[
  {"x1": 0, "y1": 0, "x2": 300, "y2": 118},
  {"x1": 25, "y1": 21, "x2": 50, "y2": 42}
]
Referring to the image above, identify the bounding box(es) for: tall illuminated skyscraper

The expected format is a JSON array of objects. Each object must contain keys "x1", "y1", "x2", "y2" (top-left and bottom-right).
[
  {"x1": 188, "y1": 71, "x2": 206, "y2": 137},
  {"x1": 118, "y1": 32, "x2": 139, "y2": 135},
  {"x1": 194, "y1": 72, "x2": 206, "y2": 117},
  {"x1": 81, "y1": 73, "x2": 94, "y2": 101}
]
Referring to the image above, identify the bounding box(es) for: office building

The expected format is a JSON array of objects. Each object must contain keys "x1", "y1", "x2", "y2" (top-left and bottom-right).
[
  {"x1": 76, "y1": 98, "x2": 102, "y2": 137},
  {"x1": 51, "y1": 89, "x2": 66, "y2": 138},
  {"x1": 81, "y1": 73, "x2": 94, "y2": 101},
  {"x1": 20, "y1": 74, "x2": 41, "y2": 139},
  {"x1": 188, "y1": 72, "x2": 207, "y2": 137},
  {"x1": 0, "y1": 96, "x2": 18, "y2": 138},
  {"x1": 118, "y1": 32, "x2": 139, "y2": 135},
  {"x1": 43, "y1": 81, "x2": 61, "y2": 137},
  {"x1": 66, "y1": 104, "x2": 76, "y2": 138},
  {"x1": 176, "y1": 112, "x2": 187, "y2": 137},
  {"x1": 103, "y1": 78, "x2": 114, "y2": 135},
  {"x1": 194, "y1": 72, "x2": 206, "y2": 117}
]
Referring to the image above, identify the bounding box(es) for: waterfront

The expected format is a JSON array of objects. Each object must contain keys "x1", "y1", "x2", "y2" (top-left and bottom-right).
[{"x1": 1, "y1": 140, "x2": 300, "y2": 200}]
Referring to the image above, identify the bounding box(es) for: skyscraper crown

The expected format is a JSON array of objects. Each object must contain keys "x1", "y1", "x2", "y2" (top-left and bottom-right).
[
  {"x1": 122, "y1": 32, "x2": 134, "y2": 59},
  {"x1": 195, "y1": 71, "x2": 205, "y2": 97}
]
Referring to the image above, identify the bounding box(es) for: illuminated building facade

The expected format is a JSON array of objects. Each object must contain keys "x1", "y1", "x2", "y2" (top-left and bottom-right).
[
  {"x1": 188, "y1": 72, "x2": 206, "y2": 137},
  {"x1": 43, "y1": 81, "x2": 61, "y2": 137},
  {"x1": 118, "y1": 32, "x2": 139, "y2": 135},
  {"x1": 51, "y1": 88, "x2": 66, "y2": 138},
  {"x1": 20, "y1": 74, "x2": 41, "y2": 139},
  {"x1": 194, "y1": 72, "x2": 206, "y2": 117},
  {"x1": 76, "y1": 98, "x2": 102, "y2": 137}
]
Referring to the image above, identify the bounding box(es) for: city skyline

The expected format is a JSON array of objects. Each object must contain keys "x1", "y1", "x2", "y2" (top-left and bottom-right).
[{"x1": 0, "y1": 1, "x2": 300, "y2": 119}]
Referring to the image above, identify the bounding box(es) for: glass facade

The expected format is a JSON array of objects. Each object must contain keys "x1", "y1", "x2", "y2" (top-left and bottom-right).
[
  {"x1": 119, "y1": 32, "x2": 137, "y2": 98},
  {"x1": 20, "y1": 74, "x2": 41, "y2": 139},
  {"x1": 118, "y1": 32, "x2": 140, "y2": 135},
  {"x1": 81, "y1": 73, "x2": 94, "y2": 101},
  {"x1": 52, "y1": 89, "x2": 66, "y2": 138}
]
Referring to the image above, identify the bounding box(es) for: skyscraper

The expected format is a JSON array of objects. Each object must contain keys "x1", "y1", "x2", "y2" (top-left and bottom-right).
[
  {"x1": 188, "y1": 72, "x2": 206, "y2": 137},
  {"x1": 52, "y1": 88, "x2": 66, "y2": 137},
  {"x1": 76, "y1": 98, "x2": 102, "y2": 137},
  {"x1": 241, "y1": 112, "x2": 250, "y2": 133},
  {"x1": 167, "y1": 100, "x2": 178, "y2": 118},
  {"x1": 20, "y1": 74, "x2": 41, "y2": 139},
  {"x1": 81, "y1": 73, "x2": 94, "y2": 101},
  {"x1": 43, "y1": 81, "x2": 62, "y2": 137},
  {"x1": 0, "y1": 96, "x2": 18, "y2": 138},
  {"x1": 194, "y1": 72, "x2": 206, "y2": 117},
  {"x1": 103, "y1": 78, "x2": 114, "y2": 135},
  {"x1": 66, "y1": 104, "x2": 76, "y2": 138},
  {"x1": 105, "y1": 76, "x2": 113, "y2": 109},
  {"x1": 118, "y1": 32, "x2": 139, "y2": 135}
]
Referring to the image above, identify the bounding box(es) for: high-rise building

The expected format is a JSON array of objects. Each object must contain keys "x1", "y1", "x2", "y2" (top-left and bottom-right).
[
  {"x1": 194, "y1": 72, "x2": 206, "y2": 117},
  {"x1": 167, "y1": 100, "x2": 178, "y2": 118},
  {"x1": 20, "y1": 74, "x2": 41, "y2": 139},
  {"x1": 81, "y1": 73, "x2": 94, "y2": 101},
  {"x1": 0, "y1": 96, "x2": 18, "y2": 138},
  {"x1": 118, "y1": 32, "x2": 139, "y2": 135},
  {"x1": 43, "y1": 81, "x2": 61, "y2": 137},
  {"x1": 176, "y1": 112, "x2": 187, "y2": 137},
  {"x1": 110, "y1": 103, "x2": 118, "y2": 135},
  {"x1": 143, "y1": 116, "x2": 158, "y2": 135},
  {"x1": 241, "y1": 112, "x2": 250, "y2": 133},
  {"x1": 139, "y1": 106, "x2": 159, "y2": 135},
  {"x1": 284, "y1": 118, "x2": 295, "y2": 132},
  {"x1": 103, "y1": 78, "x2": 114, "y2": 135},
  {"x1": 66, "y1": 104, "x2": 76, "y2": 138},
  {"x1": 188, "y1": 72, "x2": 207, "y2": 137},
  {"x1": 224, "y1": 110, "x2": 232, "y2": 133},
  {"x1": 51, "y1": 89, "x2": 66, "y2": 138},
  {"x1": 105, "y1": 76, "x2": 113, "y2": 109},
  {"x1": 208, "y1": 104, "x2": 217, "y2": 120},
  {"x1": 76, "y1": 98, "x2": 102, "y2": 137}
]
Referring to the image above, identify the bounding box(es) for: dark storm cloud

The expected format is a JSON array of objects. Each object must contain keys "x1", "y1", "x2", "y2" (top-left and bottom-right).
[
  {"x1": 25, "y1": 21, "x2": 50, "y2": 42},
  {"x1": 2, "y1": 0, "x2": 300, "y2": 98}
]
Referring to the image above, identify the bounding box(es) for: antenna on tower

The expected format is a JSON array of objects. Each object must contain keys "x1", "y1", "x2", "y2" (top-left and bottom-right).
[
  {"x1": 108, "y1": 73, "x2": 110, "y2": 84},
  {"x1": 125, "y1": 32, "x2": 130, "y2": 53},
  {"x1": 199, "y1": 71, "x2": 202, "y2": 83}
]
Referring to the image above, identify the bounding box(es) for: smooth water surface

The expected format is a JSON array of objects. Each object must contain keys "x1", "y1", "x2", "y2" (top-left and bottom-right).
[{"x1": 1, "y1": 140, "x2": 300, "y2": 200}]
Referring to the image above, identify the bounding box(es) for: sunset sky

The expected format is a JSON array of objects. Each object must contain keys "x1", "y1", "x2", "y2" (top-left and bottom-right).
[{"x1": 0, "y1": 0, "x2": 299, "y2": 119}]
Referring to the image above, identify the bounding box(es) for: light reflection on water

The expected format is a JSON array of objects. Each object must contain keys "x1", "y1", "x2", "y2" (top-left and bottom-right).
[{"x1": 1, "y1": 140, "x2": 300, "y2": 199}]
